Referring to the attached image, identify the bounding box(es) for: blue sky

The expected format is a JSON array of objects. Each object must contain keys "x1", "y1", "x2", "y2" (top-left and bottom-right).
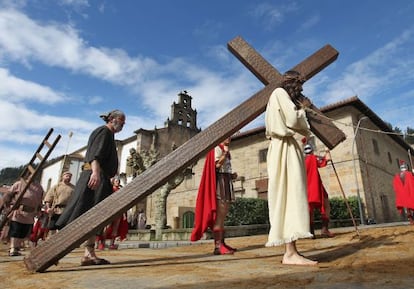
[{"x1": 1, "y1": 0, "x2": 414, "y2": 170}]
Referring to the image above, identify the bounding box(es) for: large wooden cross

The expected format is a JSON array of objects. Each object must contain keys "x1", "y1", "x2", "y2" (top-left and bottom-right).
[
  {"x1": 25, "y1": 36, "x2": 342, "y2": 272},
  {"x1": 227, "y1": 36, "x2": 346, "y2": 148}
]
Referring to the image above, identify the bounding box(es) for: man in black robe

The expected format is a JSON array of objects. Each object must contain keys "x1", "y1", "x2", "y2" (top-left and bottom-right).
[{"x1": 56, "y1": 109, "x2": 126, "y2": 266}]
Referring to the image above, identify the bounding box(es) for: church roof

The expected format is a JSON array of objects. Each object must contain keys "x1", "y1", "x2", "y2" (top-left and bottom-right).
[
  {"x1": 232, "y1": 96, "x2": 413, "y2": 155},
  {"x1": 320, "y1": 96, "x2": 412, "y2": 154}
]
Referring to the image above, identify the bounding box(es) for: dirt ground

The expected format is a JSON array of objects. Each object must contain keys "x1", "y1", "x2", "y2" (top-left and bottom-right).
[{"x1": 1, "y1": 224, "x2": 414, "y2": 289}]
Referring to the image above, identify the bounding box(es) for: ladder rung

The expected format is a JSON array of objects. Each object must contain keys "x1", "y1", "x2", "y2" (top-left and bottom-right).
[
  {"x1": 27, "y1": 165, "x2": 35, "y2": 174},
  {"x1": 44, "y1": 140, "x2": 52, "y2": 149},
  {"x1": 36, "y1": 153, "x2": 44, "y2": 161},
  {"x1": 20, "y1": 177, "x2": 28, "y2": 185}
]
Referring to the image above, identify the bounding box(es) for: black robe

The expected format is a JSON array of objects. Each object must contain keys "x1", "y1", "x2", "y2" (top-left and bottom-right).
[{"x1": 55, "y1": 125, "x2": 118, "y2": 228}]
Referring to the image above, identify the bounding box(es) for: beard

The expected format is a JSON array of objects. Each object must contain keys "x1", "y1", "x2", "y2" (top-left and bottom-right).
[{"x1": 112, "y1": 119, "x2": 124, "y2": 133}]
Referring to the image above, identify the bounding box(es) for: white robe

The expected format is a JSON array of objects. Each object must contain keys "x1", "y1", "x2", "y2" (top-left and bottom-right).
[{"x1": 265, "y1": 87, "x2": 313, "y2": 246}]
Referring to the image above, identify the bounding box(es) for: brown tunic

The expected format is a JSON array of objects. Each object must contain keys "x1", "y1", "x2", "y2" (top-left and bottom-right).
[
  {"x1": 7, "y1": 180, "x2": 44, "y2": 225},
  {"x1": 44, "y1": 182, "x2": 75, "y2": 214}
]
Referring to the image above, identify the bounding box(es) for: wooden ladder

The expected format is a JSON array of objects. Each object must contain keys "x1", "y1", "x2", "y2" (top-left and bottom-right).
[{"x1": 0, "y1": 128, "x2": 61, "y2": 231}]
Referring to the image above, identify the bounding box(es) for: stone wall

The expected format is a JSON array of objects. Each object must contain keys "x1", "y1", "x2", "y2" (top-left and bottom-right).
[{"x1": 145, "y1": 104, "x2": 412, "y2": 228}]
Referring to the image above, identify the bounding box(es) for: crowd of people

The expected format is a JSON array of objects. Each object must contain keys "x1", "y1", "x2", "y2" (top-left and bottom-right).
[
  {"x1": 0, "y1": 108, "x2": 148, "y2": 264},
  {"x1": 0, "y1": 171, "x2": 139, "y2": 257},
  {"x1": 0, "y1": 109, "x2": 133, "y2": 264},
  {"x1": 1, "y1": 72, "x2": 414, "y2": 267}
]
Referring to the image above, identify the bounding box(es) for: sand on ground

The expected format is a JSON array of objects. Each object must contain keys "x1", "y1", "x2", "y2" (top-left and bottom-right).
[{"x1": 1, "y1": 224, "x2": 413, "y2": 289}]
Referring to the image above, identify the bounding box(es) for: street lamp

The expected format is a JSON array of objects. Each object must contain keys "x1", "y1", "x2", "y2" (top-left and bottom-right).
[{"x1": 352, "y1": 116, "x2": 368, "y2": 225}]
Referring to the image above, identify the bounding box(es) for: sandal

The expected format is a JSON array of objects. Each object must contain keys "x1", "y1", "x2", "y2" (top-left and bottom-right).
[
  {"x1": 223, "y1": 243, "x2": 237, "y2": 252},
  {"x1": 109, "y1": 244, "x2": 118, "y2": 250},
  {"x1": 94, "y1": 258, "x2": 111, "y2": 265},
  {"x1": 9, "y1": 250, "x2": 21, "y2": 257},
  {"x1": 81, "y1": 257, "x2": 111, "y2": 266}
]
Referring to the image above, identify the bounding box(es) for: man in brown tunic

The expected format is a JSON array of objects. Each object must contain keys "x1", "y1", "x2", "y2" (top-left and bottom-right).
[
  {"x1": 44, "y1": 171, "x2": 75, "y2": 236},
  {"x1": 3, "y1": 179, "x2": 44, "y2": 256}
]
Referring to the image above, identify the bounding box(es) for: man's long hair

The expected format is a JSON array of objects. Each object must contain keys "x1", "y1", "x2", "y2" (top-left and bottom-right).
[
  {"x1": 281, "y1": 70, "x2": 305, "y2": 108},
  {"x1": 99, "y1": 109, "x2": 125, "y2": 123}
]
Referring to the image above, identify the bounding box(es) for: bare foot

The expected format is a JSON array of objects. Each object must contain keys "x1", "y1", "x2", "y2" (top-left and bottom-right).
[{"x1": 282, "y1": 253, "x2": 318, "y2": 266}]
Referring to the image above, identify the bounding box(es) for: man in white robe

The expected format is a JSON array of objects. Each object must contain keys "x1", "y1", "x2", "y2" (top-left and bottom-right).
[{"x1": 265, "y1": 70, "x2": 317, "y2": 266}]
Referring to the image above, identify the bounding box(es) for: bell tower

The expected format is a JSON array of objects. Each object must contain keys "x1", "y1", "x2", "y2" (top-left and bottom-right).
[{"x1": 165, "y1": 90, "x2": 199, "y2": 131}]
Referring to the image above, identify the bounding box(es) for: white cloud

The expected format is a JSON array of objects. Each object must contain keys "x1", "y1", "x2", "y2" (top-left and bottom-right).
[
  {"x1": 87, "y1": 95, "x2": 104, "y2": 105},
  {"x1": 251, "y1": 2, "x2": 299, "y2": 29},
  {"x1": 298, "y1": 14, "x2": 320, "y2": 32},
  {"x1": 59, "y1": 0, "x2": 89, "y2": 8},
  {"x1": 0, "y1": 100, "x2": 96, "y2": 142},
  {"x1": 314, "y1": 28, "x2": 414, "y2": 106},
  {"x1": 0, "y1": 9, "x2": 157, "y2": 85},
  {"x1": 0, "y1": 67, "x2": 66, "y2": 103},
  {"x1": 0, "y1": 145, "x2": 33, "y2": 170}
]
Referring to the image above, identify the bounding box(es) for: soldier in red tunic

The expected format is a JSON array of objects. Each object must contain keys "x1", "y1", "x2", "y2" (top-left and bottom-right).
[
  {"x1": 393, "y1": 161, "x2": 414, "y2": 224},
  {"x1": 191, "y1": 137, "x2": 238, "y2": 255},
  {"x1": 304, "y1": 142, "x2": 335, "y2": 238}
]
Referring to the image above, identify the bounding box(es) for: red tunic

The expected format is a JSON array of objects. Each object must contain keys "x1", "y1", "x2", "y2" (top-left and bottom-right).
[
  {"x1": 30, "y1": 211, "x2": 49, "y2": 245},
  {"x1": 305, "y1": 154, "x2": 329, "y2": 217},
  {"x1": 98, "y1": 185, "x2": 129, "y2": 241},
  {"x1": 393, "y1": 171, "x2": 414, "y2": 212},
  {"x1": 190, "y1": 149, "x2": 217, "y2": 241}
]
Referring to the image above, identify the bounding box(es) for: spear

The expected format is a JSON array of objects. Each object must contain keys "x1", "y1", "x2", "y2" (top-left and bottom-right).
[
  {"x1": 329, "y1": 157, "x2": 360, "y2": 237},
  {"x1": 408, "y1": 149, "x2": 414, "y2": 173}
]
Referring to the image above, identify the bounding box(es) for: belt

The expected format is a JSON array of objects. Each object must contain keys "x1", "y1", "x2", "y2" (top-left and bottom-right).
[
  {"x1": 216, "y1": 171, "x2": 232, "y2": 175},
  {"x1": 82, "y1": 162, "x2": 92, "y2": 171},
  {"x1": 82, "y1": 162, "x2": 109, "y2": 177}
]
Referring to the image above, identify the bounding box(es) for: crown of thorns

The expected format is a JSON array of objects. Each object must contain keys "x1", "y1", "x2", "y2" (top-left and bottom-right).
[{"x1": 283, "y1": 70, "x2": 306, "y2": 84}]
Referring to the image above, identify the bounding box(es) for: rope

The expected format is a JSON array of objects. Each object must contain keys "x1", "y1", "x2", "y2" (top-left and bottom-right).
[{"x1": 305, "y1": 107, "x2": 414, "y2": 138}]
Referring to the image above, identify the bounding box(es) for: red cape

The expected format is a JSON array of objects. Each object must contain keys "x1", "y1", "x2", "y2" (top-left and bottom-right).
[
  {"x1": 305, "y1": 154, "x2": 328, "y2": 217},
  {"x1": 97, "y1": 185, "x2": 129, "y2": 241},
  {"x1": 101, "y1": 214, "x2": 129, "y2": 241},
  {"x1": 30, "y1": 216, "x2": 48, "y2": 244},
  {"x1": 393, "y1": 171, "x2": 414, "y2": 212},
  {"x1": 190, "y1": 149, "x2": 217, "y2": 241}
]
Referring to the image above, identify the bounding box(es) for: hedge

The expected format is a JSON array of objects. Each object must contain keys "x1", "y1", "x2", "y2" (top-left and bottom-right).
[{"x1": 225, "y1": 196, "x2": 361, "y2": 226}]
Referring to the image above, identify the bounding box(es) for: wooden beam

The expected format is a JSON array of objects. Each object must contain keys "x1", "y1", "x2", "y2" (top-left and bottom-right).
[{"x1": 228, "y1": 36, "x2": 346, "y2": 149}]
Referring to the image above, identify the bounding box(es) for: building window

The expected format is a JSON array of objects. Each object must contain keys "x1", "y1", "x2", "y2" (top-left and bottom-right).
[
  {"x1": 259, "y1": 148, "x2": 268, "y2": 163},
  {"x1": 372, "y1": 139, "x2": 379, "y2": 155},
  {"x1": 182, "y1": 211, "x2": 194, "y2": 228},
  {"x1": 387, "y1": 152, "x2": 392, "y2": 163}
]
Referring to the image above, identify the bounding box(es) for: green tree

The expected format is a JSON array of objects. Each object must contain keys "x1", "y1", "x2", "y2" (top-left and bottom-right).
[
  {"x1": 393, "y1": 126, "x2": 402, "y2": 136},
  {"x1": 405, "y1": 127, "x2": 414, "y2": 144},
  {"x1": 0, "y1": 166, "x2": 25, "y2": 185}
]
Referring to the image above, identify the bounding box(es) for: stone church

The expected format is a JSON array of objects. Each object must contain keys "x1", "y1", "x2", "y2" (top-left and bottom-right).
[{"x1": 40, "y1": 92, "x2": 414, "y2": 229}]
